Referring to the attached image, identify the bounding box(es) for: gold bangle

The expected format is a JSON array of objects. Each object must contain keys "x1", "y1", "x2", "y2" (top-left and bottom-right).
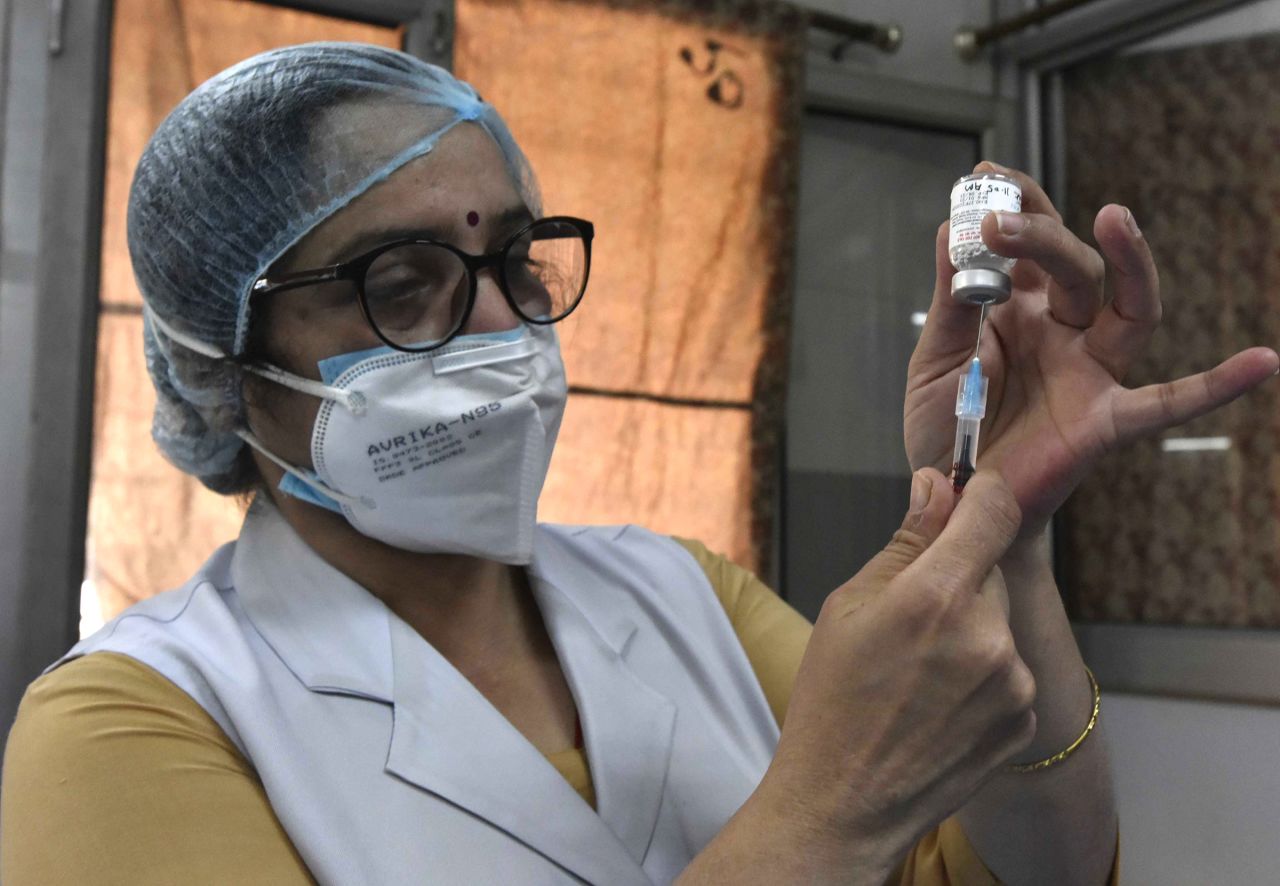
[{"x1": 1008, "y1": 666, "x2": 1100, "y2": 774}]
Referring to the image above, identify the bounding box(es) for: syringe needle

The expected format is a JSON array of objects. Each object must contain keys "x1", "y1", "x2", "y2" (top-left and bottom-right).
[{"x1": 974, "y1": 300, "x2": 989, "y2": 357}]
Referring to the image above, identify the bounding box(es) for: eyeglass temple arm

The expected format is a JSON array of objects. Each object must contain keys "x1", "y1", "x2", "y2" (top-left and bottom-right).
[{"x1": 252, "y1": 265, "x2": 347, "y2": 297}]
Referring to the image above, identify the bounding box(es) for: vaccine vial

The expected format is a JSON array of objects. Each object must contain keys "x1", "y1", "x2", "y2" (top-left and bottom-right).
[{"x1": 948, "y1": 172, "x2": 1022, "y2": 304}]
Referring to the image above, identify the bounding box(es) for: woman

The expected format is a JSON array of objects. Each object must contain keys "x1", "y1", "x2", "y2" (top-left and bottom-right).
[{"x1": 3, "y1": 43, "x2": 1276, "y2": 884}]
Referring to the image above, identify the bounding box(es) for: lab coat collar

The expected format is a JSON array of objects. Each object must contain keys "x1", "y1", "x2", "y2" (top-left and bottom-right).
[
  {"x1": 385, "y1": 613, "x2": 655, "y2": 886},
  {"x1": 528, "y1": 529, "x2": 678, "y2": 866},
  {"x1": 231, "y1": 500, "x2": 395, "y2": 702},
  {"x1": 525, "y1": 527, "x2": 638, "y2": 655},
  {"x1": 383, "y1": 532, "x2": 676, "y2": 882},
  {"x1": 232, "y1": 508, "x2": 676, "y2": 882}
]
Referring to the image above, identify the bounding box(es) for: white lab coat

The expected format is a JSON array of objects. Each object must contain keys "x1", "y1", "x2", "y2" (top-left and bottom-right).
[{"x1": 55, "y1": 502, "x2": 780, "y2": 884}]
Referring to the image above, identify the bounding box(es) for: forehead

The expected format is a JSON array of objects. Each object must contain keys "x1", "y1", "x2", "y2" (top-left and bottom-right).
[{"x1": 280, "y1": 121, "x2": 525, "y2": 270}]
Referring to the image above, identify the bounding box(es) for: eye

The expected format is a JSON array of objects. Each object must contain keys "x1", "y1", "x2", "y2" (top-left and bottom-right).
[
  {"x1": 361, "y1": 243, "x2": 470, "y2": 343},
  {"x1": 367, "y1": 265, "x2": 431, "y2": 293}
]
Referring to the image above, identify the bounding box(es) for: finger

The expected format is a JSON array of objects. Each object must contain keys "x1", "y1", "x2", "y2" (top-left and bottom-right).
[
  {"x1": 980, "y1": 210, "x2": 1106, "y2": 329},
  {"x1": 973, "y1": 161, "x2": 1062, "y2": 225},
  {"x1": 1112, "y1": 347, "x2": 1280, "y2": 445},
  {"x1": 1084, "y1": 205, "x2": 1161, "y2": 380},
  {"x1": 897, "y1": 468, "x2": 958, "y2": 546},
  {"x1": 908, "y1": 470, "x2": 1023, "y2": 593},
  {"x1": 869, "y1": 469, "x2": 960, "y2": 581}
]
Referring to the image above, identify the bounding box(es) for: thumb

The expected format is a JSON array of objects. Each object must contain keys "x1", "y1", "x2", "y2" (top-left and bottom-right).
[
  {"x1": 910, "y1": 470, "x2": 1022, "y2": 592},
  {"x1": 827, "y1": 469, "x2": 959, "y2": 613},
  {"x1": 866, "y1": 468, "x2": 959, "y2": 580}
]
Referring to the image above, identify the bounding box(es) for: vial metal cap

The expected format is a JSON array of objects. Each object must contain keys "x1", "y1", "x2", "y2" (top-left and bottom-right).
[{"x1": 951, "y1": 268, "x2": 1011, "y2": 305}]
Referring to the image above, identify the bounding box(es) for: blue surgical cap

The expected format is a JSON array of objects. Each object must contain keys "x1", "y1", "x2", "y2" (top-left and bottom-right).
[{"x1": 128, "y1": 42, "x2": 540, "y2": 492}]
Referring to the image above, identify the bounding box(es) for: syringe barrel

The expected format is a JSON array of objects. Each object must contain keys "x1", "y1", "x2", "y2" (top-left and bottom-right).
[{"x1": 952, "y1": 416, "x2": 982, "y2": 466}]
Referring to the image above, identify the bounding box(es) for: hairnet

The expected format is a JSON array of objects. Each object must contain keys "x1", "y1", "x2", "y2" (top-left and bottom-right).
[{"x1": 128, "y1": 42, "x2": 541, "y2": 492}]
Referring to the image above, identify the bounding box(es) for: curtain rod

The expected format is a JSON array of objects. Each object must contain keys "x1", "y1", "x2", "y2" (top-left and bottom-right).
[
  {"x1": 806, "y1": 10, "x2": 903, "y2": 58},
  {"x1": 954, "y1": 0, "x2": 1099, "y2": 59}
]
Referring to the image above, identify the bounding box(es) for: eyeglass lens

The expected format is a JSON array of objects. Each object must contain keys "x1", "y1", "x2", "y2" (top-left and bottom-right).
[{"x1": 361, "y1": 219, "x2": 588, "y2": 349}]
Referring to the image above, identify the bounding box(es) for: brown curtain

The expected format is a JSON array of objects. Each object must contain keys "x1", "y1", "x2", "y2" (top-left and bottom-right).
[
  {"x1": 1059, "y1": 34, "x2": 1280, "y2": 627},
  {"x1": 90, "y1": 1, "x2": 401, "y2": 623},
  {"x1": 455, "y1": 0, "x2": 805, "y2": 575}
]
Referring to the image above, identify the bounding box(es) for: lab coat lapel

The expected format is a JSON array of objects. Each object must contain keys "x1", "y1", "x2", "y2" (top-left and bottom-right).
[
  {"x1": 384, "y1": 615, "x2": 652, "y2": 886},
  {"x1": 235, "y1": 504, "x2": 672, "y2": 881},
  {"x1": 529, "y1": 568, "x2": 677, "y2": 867},
  {"x1": 231, "y1": 502, "x2": 394, "y2": 702}
]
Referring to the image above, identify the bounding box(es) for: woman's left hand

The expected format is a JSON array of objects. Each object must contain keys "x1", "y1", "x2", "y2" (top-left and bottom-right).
[{"x1": 905, "y1": 161, "x2": 1279, "y2": 539}]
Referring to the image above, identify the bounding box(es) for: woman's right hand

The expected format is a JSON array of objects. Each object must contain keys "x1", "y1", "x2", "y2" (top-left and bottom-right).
[{"x1": 758, "y1": 468, "x2": 1035, "y2": 883}]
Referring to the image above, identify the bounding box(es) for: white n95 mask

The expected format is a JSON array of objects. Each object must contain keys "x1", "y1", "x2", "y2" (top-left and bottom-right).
[
  {"x1": 147, "y1": 308, "x2": 568, "y2": 563},
  {"x1": 147, "y1": 307, "x2": 566, "y2": 564},
  {"x1": 263, "y1": 324, "x2": 565, "y2": 564}
]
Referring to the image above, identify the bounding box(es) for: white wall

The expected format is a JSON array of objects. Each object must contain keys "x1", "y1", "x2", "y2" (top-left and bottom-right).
[{"x1": 1105, "y1": 693, "x2": 1280, "y2": 885}]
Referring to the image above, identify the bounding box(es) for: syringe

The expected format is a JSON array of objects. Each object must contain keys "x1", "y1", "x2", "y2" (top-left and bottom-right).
[{"x1": 951, "y1": 303, "x2": 991, "y2": 493}]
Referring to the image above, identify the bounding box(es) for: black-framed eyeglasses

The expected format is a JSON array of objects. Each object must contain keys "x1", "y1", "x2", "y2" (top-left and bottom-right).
[{"x1": 251, "y1": 216, "x2": 594, "y2": 353}]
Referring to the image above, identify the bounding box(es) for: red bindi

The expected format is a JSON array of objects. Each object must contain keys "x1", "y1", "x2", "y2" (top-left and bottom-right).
[{"x1": 466, "y1": 210, "x2": 480, "y2": 227}]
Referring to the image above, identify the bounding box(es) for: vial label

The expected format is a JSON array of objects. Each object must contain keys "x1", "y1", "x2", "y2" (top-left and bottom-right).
[{"x1": 948, "y1": 178, "x2": 1022, "y2": 255}]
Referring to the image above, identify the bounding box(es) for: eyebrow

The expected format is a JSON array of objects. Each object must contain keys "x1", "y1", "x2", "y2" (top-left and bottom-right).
[{"x1": 331, "y1": 205, "x2": 534, "y2": 263}]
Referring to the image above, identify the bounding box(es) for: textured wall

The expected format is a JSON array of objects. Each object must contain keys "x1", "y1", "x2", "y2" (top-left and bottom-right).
[
  {"x1": 1060, "y1": 33, "x2": 1280, "y2": 627},
  {"x1": 1056, "y1": 17, "x2": 1280, "y2": 884}
]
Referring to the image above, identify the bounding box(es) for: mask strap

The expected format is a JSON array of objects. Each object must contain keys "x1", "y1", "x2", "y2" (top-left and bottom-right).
[
  {"x1": 235, "y1": 429, "x2": 371, "y2": 510},
  {"x1": 143, "y1": 304, "x2": 225, "y2": 360},
  {"x1": 144, "y1": 304, "x2": 366, "y2": 415},
  {"x1": 247, "y1": 363, "x2": 367, "y2": 415}
]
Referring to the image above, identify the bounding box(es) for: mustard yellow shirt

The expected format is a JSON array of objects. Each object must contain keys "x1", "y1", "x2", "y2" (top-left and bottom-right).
[{"x1": 1, "y1": 537, "x2": 1104, "y2": 884}]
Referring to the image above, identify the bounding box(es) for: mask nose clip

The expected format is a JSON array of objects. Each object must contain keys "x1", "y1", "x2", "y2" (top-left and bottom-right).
[
  {"x1": 344, "y1": 391, "x2": 367, "y2": 415},
  {"x1": 430, "y1": 334, "x2": 539, "y2": 375}
]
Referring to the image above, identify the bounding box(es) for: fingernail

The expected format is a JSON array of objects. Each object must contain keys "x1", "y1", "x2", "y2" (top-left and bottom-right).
[
  {"x1": 909, "y1": 471, "x2": 933, "y2": 515},
  {"x1": 996, "y1": 211, "x2": 1025, "y2": 235},
  {"x1": 1124, "y1": 207, "x2": 1142, "y2": 237},
  {"x1": 975, "y1": 160, "x2": 1009, "y2": 173}
]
